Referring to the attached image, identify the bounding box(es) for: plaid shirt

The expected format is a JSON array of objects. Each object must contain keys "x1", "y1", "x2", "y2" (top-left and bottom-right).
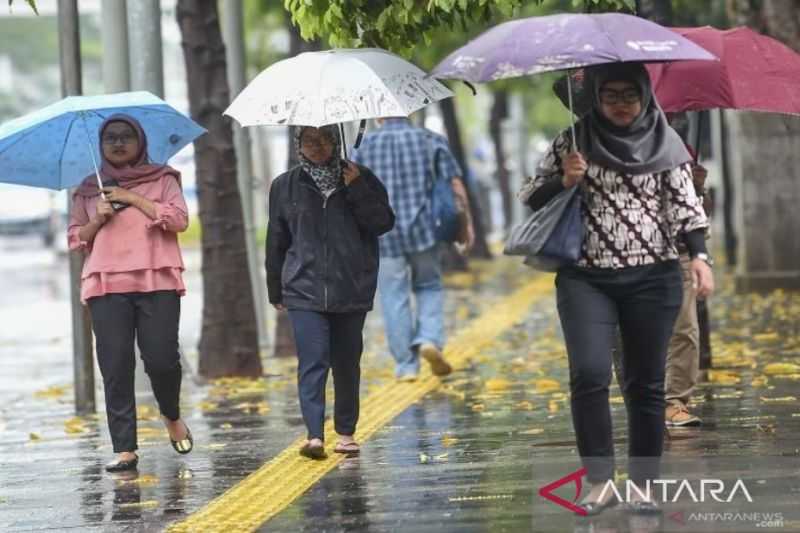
[{"x1": 352, "y1": 118, "x2": 462, "y2": 257}]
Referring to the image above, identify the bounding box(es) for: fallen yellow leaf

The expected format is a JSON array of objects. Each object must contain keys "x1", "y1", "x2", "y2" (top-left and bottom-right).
[
  {"x1": 485, "y1": 378, "x2": 512, "y2": 392},
  {"x1": 534, "y1": 379, "x2": 561, "y2": 394},
  {"x1": 514, "y1": 400, "x2": 534, "y2": 411},
  {"x1": 137, "y1": 427, "x2": 165, "y2": 437},
  {"x1": 29, "y1": 432, "x2": 41, "y2": 441},
  {"x1": 708, "y1": 370, "x2": 741, "y2": 386},
  {"x1": 753, "y1": 332, "x2": 780, "y2": 342},
  {"x1": 760, "y1": 396, "x2": 797, "y2": 403},
  {"x1": 117, "y1": 474, "x2": 159, "y2": 487},
  {"x1": 117, "y1": 500, "x2": 158, "y2": 509},
  {"x1": 441, "y1": 435, "x2": 459, "y2": 448},
  {"x1": 471, "y1": 403, "x2": 485, "y2": 412},
  {"x1": 763, "y1": 363, "x2": 800, "y2": 376},
  {"x1": 136, "y1": 405, "x2": 159, "y2": 421},
  {"x1": 197, "y1": 401, "x2": 219, "y2": 412},
  {"x1": 33, "y1": 385, "x2": 68, "y2": 399},
  {"x1": 64, "y1": 417, "x2": 89, "y2": 435},
  {"x1": 520, "y1": 428, "x2": 544, "y2": 435}
]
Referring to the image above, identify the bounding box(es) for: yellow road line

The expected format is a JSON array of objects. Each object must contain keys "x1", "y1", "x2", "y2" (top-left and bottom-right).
[{"x1": 168, "y1": 273, "x2": 555, "y2": 533}]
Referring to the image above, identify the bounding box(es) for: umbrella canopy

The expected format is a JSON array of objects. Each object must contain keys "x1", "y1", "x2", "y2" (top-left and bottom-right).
[
  {"x1": 225, "y1": 48, "x2": 453, "y2": 128},
  {"x1": 431, "y1": 12, "x2": 716, "y2": 82},
  {"x1": 0, "y1": 91, "x2": 206, "y2": 190},
  {"x1": 646, "y1": 26, "x2": 800, "y2": 115}
]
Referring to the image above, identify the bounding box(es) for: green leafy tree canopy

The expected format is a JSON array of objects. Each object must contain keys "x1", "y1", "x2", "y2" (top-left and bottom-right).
[{"x1": 286, "y1": 0, "x2": 635, "y2": 55}]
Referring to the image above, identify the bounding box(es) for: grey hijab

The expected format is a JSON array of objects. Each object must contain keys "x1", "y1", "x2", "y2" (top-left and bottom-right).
[
  {"x1": 575, "y1": 62, "x2": 691, "y2": 175},
  {"x1": 295, "y1": 125, "x2": 344, "y2": 195}
]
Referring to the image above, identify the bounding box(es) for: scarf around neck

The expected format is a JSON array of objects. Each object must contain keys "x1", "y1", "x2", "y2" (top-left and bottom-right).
[{"x1": 295, "y1": 125, "x2": 344, "y2": 196}]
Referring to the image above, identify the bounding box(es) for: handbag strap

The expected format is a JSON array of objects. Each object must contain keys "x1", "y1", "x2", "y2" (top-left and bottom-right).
[{"x1": 425, "y1": 135, "x2": 442, "y2": 196}]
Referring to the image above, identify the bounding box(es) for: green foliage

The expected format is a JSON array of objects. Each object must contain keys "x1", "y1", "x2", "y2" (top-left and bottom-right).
[
  {"x1": 7, "y1": 0, "x2": 38, "y2": 15},
  {"x1": 283, "y1": 0, "x2": 525, "y2": 56},
  {"x1": 573, "y1": 0, "x2": 634, "y2": 10}
]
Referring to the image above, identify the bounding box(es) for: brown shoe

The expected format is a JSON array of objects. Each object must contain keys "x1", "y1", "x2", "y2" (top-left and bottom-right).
[
  {"x1": 419, "y1": 342, "x2": 452, "y2": 376},
  {"x1": 665, "y1": 404, "x2": 701, "y2": 427}
]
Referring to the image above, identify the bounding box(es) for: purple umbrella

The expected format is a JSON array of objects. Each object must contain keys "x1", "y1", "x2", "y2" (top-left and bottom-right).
[
  {"x1": 432, "y1": 13, "x2": 716, "y2": 144},
  {"x1": 432, "y1": 13, "x2": 716, "y2": 82}
]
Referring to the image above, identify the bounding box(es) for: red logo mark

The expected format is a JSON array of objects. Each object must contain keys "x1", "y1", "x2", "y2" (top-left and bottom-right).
[
  {"x1": 538, "y1": 467, "x2": 588, "y2": 516},
  {"x1": 669, "y1": 511, "x2": 686, "y2": 526}
]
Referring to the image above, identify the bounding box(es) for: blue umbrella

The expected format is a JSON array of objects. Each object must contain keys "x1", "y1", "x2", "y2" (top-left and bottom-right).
[{"x1": 0, "y1": 91, "x2": 206, "y2": 191}]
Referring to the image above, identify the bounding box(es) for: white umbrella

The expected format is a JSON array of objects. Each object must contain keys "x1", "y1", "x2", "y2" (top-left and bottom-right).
[{"x1": 224, "y1": 48, "x2": 453, "y2": 128}]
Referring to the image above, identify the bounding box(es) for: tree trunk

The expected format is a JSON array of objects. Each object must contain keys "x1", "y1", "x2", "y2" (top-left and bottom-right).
[
  {"x1": 489, "y1": 89, "x2": 513, "y2": 231},
  {"x1": 439, "y1": 97, "x2": 492, "y2": 260},
  {"x1": 176, "y1": 0, "x2": 262, "y2": 377},
  {"x1": 725, "y1": 0, "x2": 800, "y2": 291}
]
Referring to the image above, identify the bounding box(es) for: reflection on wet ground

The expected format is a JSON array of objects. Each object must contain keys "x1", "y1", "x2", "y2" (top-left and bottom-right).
[{"x1": 1, "y1": 237, "x2": 799, "y2": 532}]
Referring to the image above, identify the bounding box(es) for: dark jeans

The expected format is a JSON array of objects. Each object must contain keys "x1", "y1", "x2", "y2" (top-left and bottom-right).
[
  {"x1": 288, "y1": 310, "x2": 367, "y2": 441},
  {"x1": 556, "y1": 261, "x2": 682, "y2": 485},
  {"x1": 88, "y1": 290, "x2": 182, "y2": 453}
]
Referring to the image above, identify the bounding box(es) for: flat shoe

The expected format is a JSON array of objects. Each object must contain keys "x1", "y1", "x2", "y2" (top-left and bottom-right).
[
  {"x1": 420, "y1": 343, "x2": 452, "y2": 376},
  {"x1": 334, "y1": 441, "x2": 360, "y2": 455},
  {"x1": 170, "y1": 424, "x2": 193, "y2": 455},
  {"x1": 299, "y1": 441, "x2": 326, "y2": 460},
  {"x1": 105, "y1": 454, "x2": 139, "y2": 473},
  {"x1": 577, "y1": 497, "x2": 618, "y2": 517}
]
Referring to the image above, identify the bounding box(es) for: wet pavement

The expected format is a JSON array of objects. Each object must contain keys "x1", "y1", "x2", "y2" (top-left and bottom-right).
[{"x1": 1, "y1": 236, "x2": 799, "y2": 532}]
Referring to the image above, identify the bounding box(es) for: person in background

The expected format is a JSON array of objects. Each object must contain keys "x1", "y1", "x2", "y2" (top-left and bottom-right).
[
  {"x1": 266, "y1": 125, "x2": 395, "y2": 459},
  {"x1": 664, "y1": 131, "x2": 712, "y2": 427},
  {"x1": 352, "y1": 117, "x2": 475, "y2": 382},
  {"x1": 68, "y1": 114, "x2": 193, "y2": 473}
]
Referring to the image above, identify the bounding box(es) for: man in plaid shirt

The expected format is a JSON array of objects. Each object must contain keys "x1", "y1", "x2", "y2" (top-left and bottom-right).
[
  {"x1": 353, "y1": 117, "x2": 474, "y2": 380},
  {"x1": 353, "y1": 118, "x2": 475, "y2": 381}
]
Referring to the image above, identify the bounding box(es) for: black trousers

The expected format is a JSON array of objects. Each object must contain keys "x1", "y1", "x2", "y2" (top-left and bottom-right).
[
  {"x1": 88, "y1": 290, "x2": 182, "y2": 453},
  {"x1": 556, "y1": 261, "x2": 682, "y2": 485},
  {"x1": 288, "y1": 310, "x2": 367, "y2": 441}
]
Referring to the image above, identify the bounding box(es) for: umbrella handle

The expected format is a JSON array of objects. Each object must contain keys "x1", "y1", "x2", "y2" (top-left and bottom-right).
[
  {"x1": 354, "y1": 119, "x2": 367, "y2": 149},
  {"x1": 566, "y1": 73, "x2": 578, "y2": 152},
  {"x1": 79, "y1": 113, "x2": 107, "y2": 199},
  {"x1": 339, "y1": 123, "x2": 347, "y2": 160}
]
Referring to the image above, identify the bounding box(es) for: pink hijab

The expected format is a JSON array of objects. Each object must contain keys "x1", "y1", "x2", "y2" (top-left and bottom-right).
[{"x1": 74, "y1": 114, "x2": 180, "y2": 198}]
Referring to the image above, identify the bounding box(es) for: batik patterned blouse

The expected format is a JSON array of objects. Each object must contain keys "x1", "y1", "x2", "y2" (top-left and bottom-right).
[{"x1": 519, "y1": 131, "x2": 708, "y2": 270}]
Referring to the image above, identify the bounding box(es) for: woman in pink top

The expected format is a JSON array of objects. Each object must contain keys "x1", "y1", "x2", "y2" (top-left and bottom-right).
[{"x1": 68, "y1": 114, "x2": 193, "y2": 472}]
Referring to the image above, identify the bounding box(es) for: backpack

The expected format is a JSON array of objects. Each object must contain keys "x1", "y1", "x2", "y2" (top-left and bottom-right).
[{"x1": 428, "y1": 144, "x2": 460, "y2": 243}]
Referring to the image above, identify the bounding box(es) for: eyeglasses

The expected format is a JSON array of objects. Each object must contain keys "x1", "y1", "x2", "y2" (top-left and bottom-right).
[
  {"x1": 599, "y1": 88, "x2": 641, "y2": 105},
  {"x1": 102, "y1": 133, "x2": 138, "y2": 145},
  {"x1": 301, "y1": 136, "x2": 334, "y2": 150}
]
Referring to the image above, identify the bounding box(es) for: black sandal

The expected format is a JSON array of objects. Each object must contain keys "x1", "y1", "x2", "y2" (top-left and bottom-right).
[
  {"x1": 170, "y1": 423, "x2": 193, "y2": 455},
  {"x1": 105, "y1": 454, "x2": 139, "y2": 473}
]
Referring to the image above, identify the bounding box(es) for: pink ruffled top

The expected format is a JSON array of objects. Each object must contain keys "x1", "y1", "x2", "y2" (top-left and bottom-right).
[{"x1": 67, "y1": 175, "x2": 188, "y2": 303}]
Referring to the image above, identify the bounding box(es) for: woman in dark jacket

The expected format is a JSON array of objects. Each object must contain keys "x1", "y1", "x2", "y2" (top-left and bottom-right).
[
  {"x1": 266, "y1": 125, "x2": 395, "y2": 459},
  {"x1": 520, "y1": 63, "x2": 714, "y2": 514}
]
